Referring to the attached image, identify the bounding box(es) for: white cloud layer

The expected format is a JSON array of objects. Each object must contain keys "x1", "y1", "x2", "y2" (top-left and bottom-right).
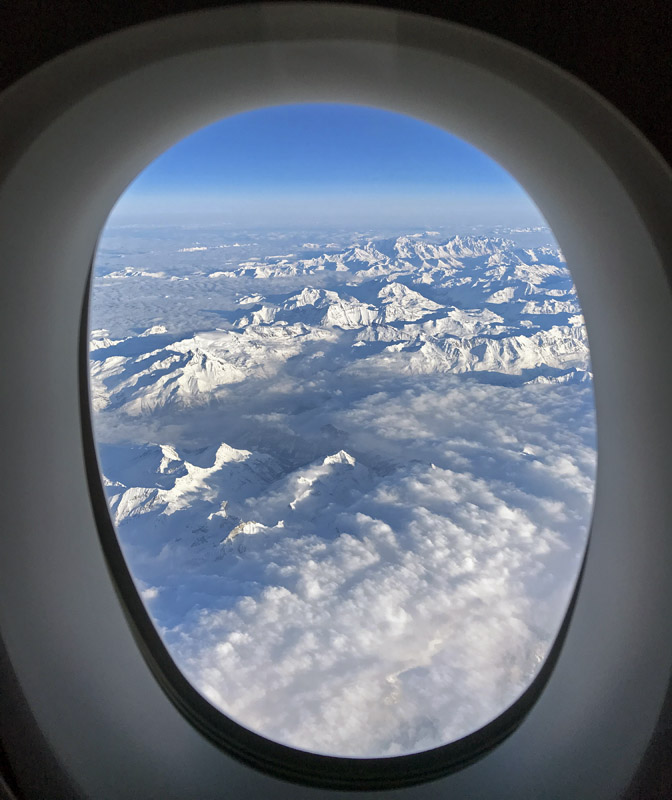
[{"x1": 155, "y1": 379, "x2": 594, "y2": 756}]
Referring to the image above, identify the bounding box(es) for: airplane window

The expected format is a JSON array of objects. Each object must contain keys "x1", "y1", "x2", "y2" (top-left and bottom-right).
[{"x1": 86, "y1": 103, "x2": 596, "y2": 760}]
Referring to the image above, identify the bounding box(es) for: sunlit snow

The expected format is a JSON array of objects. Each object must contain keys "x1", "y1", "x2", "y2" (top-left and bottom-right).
[{"x1": 90, "y1": 224, "x2": 596, "y2": 757}]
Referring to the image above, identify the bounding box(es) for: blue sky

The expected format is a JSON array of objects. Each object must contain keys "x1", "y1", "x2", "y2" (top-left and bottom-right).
[{"x1": 108, "y1": 103, "x2": 545, "y2": 229}]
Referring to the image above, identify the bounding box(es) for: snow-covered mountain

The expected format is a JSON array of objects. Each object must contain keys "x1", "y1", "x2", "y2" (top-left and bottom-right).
[
  {"x1": 89, "y1": 234, "x2": 590, "y2": 415},
  {"x1": 106, "y1": 441, "x2": 283, "y2": 525},
  {"x1": 89, "y1": 227, "x2": 597, "y2": 757}
]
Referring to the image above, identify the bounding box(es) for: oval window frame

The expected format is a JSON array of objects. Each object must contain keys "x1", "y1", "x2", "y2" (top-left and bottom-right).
[{"x1": 0, "y1": 4, "x2": 670, "y2": 799}]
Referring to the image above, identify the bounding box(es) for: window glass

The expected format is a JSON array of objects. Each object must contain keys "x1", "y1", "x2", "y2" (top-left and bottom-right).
[{"x1": 88, "y1": 104, "x2": 596, "y2": 757}]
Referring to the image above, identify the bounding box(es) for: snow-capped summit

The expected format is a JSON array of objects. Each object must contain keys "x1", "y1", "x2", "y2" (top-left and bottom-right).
[
  {"x1": 106, "y1": 439, "x2": 283, "y2": 525},
  {"x1": 323, "y1": 450, "x2": 356, "y2": 467},
  {"x1": 378, "y1": 281, "x2": 443, "y2": 322},
  {"x1": 284, "y1": 287, "x2": 338, "y2": 308}
]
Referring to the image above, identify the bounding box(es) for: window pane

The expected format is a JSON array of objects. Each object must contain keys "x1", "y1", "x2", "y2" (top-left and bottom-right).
[{"x1": 88, "y1": 104, "x2": 596, "y2": 757}]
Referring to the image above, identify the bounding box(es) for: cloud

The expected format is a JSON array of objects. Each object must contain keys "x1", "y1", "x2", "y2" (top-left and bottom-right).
[{"x1": 140, "y1": 377, "x2": 597, "y2": 757}]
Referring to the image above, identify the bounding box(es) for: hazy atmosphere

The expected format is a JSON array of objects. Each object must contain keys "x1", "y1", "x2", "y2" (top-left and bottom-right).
[{"x1": 109, "y1": 104, "x2": 547, "y2": 230}]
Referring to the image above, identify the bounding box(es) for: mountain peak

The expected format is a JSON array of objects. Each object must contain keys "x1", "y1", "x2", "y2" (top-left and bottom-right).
[
  {"x1": 323, "y1": 450, "x2": 356, "y2": 467},
  {"x1": 213, "y1": 442, "x2": 253, "y2": 467}
]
